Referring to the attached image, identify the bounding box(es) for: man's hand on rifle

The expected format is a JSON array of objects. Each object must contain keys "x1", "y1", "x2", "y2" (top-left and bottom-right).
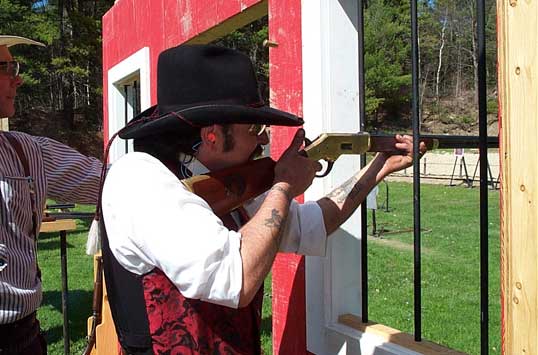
[
  {"x1": 376, "y1": 134, "x2": 427, "y2": 181},
  {"x1": 273, "y1": 129, "x2": 322, "y2": 199}
]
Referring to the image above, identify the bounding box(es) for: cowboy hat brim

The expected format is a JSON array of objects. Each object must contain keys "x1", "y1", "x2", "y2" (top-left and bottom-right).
[
  {"x1": 118, "y1": 104, "x2": 304, "y2": 140},
  {"x1": 0, "y1": 35, "x2": 45, "y2": 47}
]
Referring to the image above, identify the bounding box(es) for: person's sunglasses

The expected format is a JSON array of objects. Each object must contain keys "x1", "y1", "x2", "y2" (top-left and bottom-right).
[
  {"x1": 0, "y1": 61, "x2": 20, "y2": 79},
  {"x1": 248, "y1": 124, "x2": 267, "y2": 136}
]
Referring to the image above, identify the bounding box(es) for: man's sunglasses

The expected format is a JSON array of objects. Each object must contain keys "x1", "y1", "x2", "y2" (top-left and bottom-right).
[
  {"x1": 0, "y1": 61, "x2": 20, "y2": 78},
  {"x1": 248, "y1": 124, "x2": 267, "y2": 136}
]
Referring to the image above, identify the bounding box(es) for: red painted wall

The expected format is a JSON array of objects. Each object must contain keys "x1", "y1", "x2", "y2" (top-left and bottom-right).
[
  {"x1": 268, "y1": 0, "x2": 311, "y2": 354},
  {"x1": 102, "y1": 0, "x2": 264, "y2": 146}
]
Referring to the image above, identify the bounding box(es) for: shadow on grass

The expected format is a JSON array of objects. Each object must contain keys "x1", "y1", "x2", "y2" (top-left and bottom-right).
[
  {"x1": 37, "y1": 238, "x2": 75, "y2": 251},
  {"x1": 41, "y1": 290, "x2": 93, "y2": 345},
  {"x1": 261, "y1": 315, "x2": 272, "y2": 338}
]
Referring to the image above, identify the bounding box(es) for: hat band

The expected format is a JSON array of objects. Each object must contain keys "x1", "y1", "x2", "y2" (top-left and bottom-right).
[{"x1": 158, "y1": 99, "x2": 265, "y2": 115}]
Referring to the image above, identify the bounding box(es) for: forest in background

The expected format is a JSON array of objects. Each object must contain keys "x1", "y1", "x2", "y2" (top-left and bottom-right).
[
  {"x1": 2, "y1": 0, "x2": 498, "y2": 158},
  {"x1": 1, "y1": 0, "x2": 114, "y2": 157}
]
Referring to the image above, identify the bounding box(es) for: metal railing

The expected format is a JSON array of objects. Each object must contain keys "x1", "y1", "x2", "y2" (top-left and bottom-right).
[{"x1": 357, "y1": 0, "x2": 492, "y2": 353}]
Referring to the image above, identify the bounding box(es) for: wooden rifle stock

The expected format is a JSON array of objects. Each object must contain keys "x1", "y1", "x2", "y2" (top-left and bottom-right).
[
  {"x1": 181, "y1": 157, "x2": 276, "y2": 217},
  {"x1": 83, "y1": 255, "x2": 104, "y2": 355}
]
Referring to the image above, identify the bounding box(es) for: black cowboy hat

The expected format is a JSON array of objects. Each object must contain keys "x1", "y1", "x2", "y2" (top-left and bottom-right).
[{"x1": 118, "y1": 44, "x2": 303, "y2": 139}]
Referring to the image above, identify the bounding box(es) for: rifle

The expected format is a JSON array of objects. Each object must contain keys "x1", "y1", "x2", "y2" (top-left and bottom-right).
[
  {"x1": 181, "y1": 133, "x2": 499, "y2": 217},
  {"x1": 83, "y1": 255, "x2": 104, "y2": 355}
]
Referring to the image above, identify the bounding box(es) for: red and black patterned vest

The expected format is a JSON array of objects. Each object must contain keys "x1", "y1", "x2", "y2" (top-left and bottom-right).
[{"x1": 102, "y1": 202, "x2": 262, "y2": 355}]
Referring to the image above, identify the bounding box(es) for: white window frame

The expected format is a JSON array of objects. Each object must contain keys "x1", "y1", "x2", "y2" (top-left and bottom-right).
[{"x1": 107, "y1": 47, "x2": 151, "y2": 163}]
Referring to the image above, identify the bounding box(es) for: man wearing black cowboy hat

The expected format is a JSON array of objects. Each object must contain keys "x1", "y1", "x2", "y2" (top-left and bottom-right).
[
  {"x1": 100, "y1": 44, "x2": 423, "y2": 354},
  {"x1": 0, "y1": 35, "x2": 102, "y2": 354}
]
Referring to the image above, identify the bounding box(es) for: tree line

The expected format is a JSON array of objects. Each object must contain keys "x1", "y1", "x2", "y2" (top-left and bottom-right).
[
  {"x1": 3, "y1": 0, "x2": 497, "y2": 156},
  {"x1": 1, "y1": 0, "x2": 113, "y2": 156}
]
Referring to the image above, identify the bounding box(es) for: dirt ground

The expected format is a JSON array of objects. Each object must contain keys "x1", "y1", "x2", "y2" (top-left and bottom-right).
[{"x1": 386, "y1": 150, "x2": 500, "y2": 187}]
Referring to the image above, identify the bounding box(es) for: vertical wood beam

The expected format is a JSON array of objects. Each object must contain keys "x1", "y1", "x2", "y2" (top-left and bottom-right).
[
  {"x1": 497, "y1": 0, "x2": 538, "y2": 354},
  {"x1": 268, "y1": 0, "x2": 308, "y2": 354}
]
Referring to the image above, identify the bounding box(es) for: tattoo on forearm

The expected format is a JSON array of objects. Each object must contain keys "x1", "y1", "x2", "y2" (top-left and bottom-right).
[
  {"x1": 264, "y1": 208, "x2": 284, "y2": 230},
  {"x1": 326, "y1": 175, "x2": 362, "y2": 203},
  {"x1": 270, "y1": 185, "x2": 291, "y2": 202}
]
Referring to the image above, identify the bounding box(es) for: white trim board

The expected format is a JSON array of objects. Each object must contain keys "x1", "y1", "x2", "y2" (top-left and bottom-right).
[{"x1": 107, "y1": 47, "x2": 151, "y2": 163}]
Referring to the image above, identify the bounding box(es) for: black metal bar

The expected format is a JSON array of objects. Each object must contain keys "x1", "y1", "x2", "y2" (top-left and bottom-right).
[
  {"x1": 124, "y1": 85, "x2": 129, "y2": 154},
  {"x1": 476, "y1": 0, "x2": 489, "y2": 352},
  {"x1": 134, "y1": 80, "x2": 140, "y2": 115},
  {"x1": 385, "y1": 181, "x2": 390, "y2": 212},
  {"x1": 358, "y1": 0, "x2": 368, "y2": 324},
  {"x1": 60, "y1": 230, "x2": 70, "y2": 355},
  {"x1": 410, "y1": 0, "x2": 422, "y2": 341},
  {"x1": 369, "y1": 133, "x2": 499, "y2": 149},
  {"x1": 421, "y1": 134, "x2": 498, "y2": 148},
  {"x1": 45, "y1": 203, "x2": 75, "y2": 210},
  {"x1": 45, "y1": 212, "x2": 95, "y2": 220}
]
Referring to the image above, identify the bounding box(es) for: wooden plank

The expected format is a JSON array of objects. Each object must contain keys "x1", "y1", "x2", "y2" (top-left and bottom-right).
[
  {"x1": 497, "y1": 0, "x2": 538, "y2": 354},
  {"x1": 94, "y1": 275, "x2": 120, "y2": 354},
  {"x1": 339, "y1": 314, "x2": 467, "y2": 355},
  {"x1": 39, "y1": 220, "x2": 77, "y2": 233}
]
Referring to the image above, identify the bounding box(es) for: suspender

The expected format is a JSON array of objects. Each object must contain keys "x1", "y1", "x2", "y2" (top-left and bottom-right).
[{"x1": 2, "y1": 132, "x2": 39, "y2": 239}]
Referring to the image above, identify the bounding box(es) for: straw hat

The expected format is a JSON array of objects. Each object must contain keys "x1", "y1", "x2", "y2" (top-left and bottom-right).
[{"x1": 0, "y1": 35, "x2": 45, "y2": 47}]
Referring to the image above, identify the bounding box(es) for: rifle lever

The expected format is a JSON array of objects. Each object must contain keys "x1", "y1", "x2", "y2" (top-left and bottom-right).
[
  {"x1": 316, "y1": 161, "x2": 334, "y2": 178},
  {"x1": 303, "y1": 136, "x2": 335, "y2": 178}
]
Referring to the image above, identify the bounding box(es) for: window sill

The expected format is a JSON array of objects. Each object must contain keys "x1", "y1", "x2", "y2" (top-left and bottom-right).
[{"x1": 338, "y1": 314, "x2": 467, "y2": 355}]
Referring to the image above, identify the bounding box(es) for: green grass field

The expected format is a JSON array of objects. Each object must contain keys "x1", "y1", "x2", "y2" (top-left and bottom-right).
[
  {"x1": 37, "y1": 181, "x2": 500, "y2": 354},
  {"x1": 37, "y1": 205, "x2": 95, "y2": 354},
  {"x1": 367, "y1": 182, "x2": 500, "y2": 355}
]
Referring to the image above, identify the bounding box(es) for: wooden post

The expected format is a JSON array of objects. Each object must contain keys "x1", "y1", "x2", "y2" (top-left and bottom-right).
[{"x1": 497, "y1": 0, "x2": 538, "y2": 354}]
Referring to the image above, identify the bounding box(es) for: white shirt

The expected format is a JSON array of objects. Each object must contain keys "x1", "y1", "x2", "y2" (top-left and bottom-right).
[{"x1": 102, "y1": 152, "x2": 327, "y2": 308}]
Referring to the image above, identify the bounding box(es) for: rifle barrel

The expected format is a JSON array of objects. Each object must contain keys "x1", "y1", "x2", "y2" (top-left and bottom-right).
[
  {"x1": 369, "y1": 133, "x2": 499, "y2": 151},
  {"x1": 419, "y1": 134, "x2": 499, "y2": 149}
]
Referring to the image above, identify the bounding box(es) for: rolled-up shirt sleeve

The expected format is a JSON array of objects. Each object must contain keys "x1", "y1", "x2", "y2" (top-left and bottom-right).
[
  {"x1": 244, "y1": 194, "x2": 327, "y2": 256},
  {"x1": 102, "y1": 153, "x2": 243, "y2": 308}
]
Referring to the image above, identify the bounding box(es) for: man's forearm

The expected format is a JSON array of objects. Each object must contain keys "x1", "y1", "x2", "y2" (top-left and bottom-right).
[
  {"x1": 237, "y1": 182, "x2": 291, "y2": 307},
  {"x1": 317, "y1": 155, "x2": 386, "y2": 235}
]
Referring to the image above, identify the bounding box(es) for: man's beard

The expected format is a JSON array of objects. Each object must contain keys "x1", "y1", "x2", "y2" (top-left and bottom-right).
[{"x1": 249, "y1": 145, "x2": 265, "y2": 160}]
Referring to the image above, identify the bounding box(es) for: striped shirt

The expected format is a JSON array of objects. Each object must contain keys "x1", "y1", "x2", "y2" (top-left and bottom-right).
[{"x1": 0, "y1": 131, "x2": 101, "y2": 324}]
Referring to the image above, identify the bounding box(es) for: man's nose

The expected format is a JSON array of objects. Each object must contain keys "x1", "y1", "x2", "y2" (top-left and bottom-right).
[{"x1": 12, "y1": 75, "x2": 23, "y2": 87}]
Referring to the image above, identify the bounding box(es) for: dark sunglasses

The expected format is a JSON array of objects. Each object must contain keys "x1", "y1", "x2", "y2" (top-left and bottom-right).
[{"x1": 0, "y1": 61, "x2": 20, "y2": 78}]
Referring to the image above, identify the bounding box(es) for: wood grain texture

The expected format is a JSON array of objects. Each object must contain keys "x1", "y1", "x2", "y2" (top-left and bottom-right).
[
  {"x1": 39, "y1": 219, "x2": 77, "y2": 233},
  {"x1": 339, "y1": 314, "x2": 467, "y2": 355},
  {"x1": 86, "y1": 254, "x2": 120, "y2": 355},
  {"x1": 497, "y1": 0, "x2": 538, "y2": 354}
]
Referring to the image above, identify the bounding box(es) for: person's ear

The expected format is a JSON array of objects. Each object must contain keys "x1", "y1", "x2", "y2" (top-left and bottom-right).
[
  {"x1": 201, "y1": 125, "x2": 219, "y2": 150},
  {"x1": 207, "y1": 132, "x2": 216, "y2": 144}
]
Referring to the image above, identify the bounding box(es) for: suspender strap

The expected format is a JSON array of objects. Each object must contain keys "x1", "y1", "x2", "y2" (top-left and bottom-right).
[
  {"x1": 4, "y1": 132, "x2": 31, "y2": 175},
  {"x1": 2, "y1": 132, "x2": 39, "y2": 239}
]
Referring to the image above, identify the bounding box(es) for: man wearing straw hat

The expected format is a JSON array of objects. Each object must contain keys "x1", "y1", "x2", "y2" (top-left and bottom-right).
[
  {"x1": 0, "y1": 35, "x2": 102, "y2": 354},
  {"x1": 100, "y1": 44, "x2": 423, "y2": 354}
]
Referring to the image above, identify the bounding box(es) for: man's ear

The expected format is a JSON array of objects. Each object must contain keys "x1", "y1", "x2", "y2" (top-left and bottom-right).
[{"x1": 201, "y1": 125, "x2": 219, "y2": 150}]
